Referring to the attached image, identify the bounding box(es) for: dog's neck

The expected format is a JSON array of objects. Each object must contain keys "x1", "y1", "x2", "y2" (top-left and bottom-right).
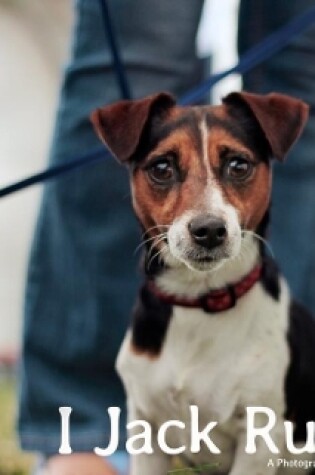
[{"x1": 151, "y1": 235, "x2": 260, "y2": 299}]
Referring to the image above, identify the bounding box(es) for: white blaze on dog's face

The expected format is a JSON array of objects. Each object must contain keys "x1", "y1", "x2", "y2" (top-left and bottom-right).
[
  {"x1": 91, "y1": 92, "x2": 308, "y2": 272},
  {"x1": 162, "y1": 117, "x2": 256, "y2": 272}
]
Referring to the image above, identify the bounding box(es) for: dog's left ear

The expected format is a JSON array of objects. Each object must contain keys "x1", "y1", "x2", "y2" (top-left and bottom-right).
[
  {"x1": 91, "y1": 92, "x2": 176, "y2": 163},
  {"x1": 223, "y1": 92, "x2": 309, "y2": 161}
]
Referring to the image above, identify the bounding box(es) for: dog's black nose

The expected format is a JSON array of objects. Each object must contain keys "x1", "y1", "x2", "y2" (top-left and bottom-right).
[{"x1": 188, "y1": 215, "x2": 227, "y2": 250}]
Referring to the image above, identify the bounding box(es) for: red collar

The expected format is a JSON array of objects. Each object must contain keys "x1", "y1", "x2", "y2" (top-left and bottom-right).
[{"x1": 147, "y1": 264, "x2": 262, "y2": 313}]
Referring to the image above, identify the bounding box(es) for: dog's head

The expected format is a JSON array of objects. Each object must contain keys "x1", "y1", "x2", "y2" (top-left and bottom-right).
[{"x1": 91, "y1": 92, "x2": 308, "y2": 273}]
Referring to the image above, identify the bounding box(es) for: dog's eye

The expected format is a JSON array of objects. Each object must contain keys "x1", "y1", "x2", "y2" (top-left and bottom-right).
[
  {"x1": 147, "y1": 158, "x2": 176, "y2": 185},
  {"x1": 224, "y1": 157, "x2": 253, "y2": 181}
]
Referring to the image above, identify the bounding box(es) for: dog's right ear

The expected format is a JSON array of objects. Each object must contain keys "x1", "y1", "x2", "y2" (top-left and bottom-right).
[
  {"x1": 223, "y1": 91, "x2": 309, "y2": 161},
  {"x1": 91, "y1": 92, "x2": 176, "y2": 163}
]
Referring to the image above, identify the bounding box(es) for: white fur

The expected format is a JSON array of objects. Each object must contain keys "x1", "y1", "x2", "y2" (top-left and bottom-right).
[
  {"x1": 117, "y1": 269, "x2": 314, "y2": 474},
  {"x1": 117, "y1": 233, "x2": 314, "y2": 474},
  {"x1": 200, "y1": 118, "x2": 210, "y2": 177},
  {"x1": 118, "y1": 273, "x2": 294, "y2": 474},
  {"x1": 166, "y1": 118, "x2": 242, "y2": 274}
]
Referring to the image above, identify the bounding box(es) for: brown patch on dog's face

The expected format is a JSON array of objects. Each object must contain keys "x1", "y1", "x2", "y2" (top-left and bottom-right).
[
  {"x1": 202, "y1": 107, "x2": 272, "y2": 232},
  {"x1": 131, "y1": 108, "x2": 205, "y2": 237},
  {"x1": 219, "y1": 154, "x2": 271, "y2": 232}
]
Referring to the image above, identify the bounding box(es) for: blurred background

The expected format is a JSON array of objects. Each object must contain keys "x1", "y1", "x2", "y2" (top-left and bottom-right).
[
  {"x1": 0, "y1": 1, "x2": 72, "y2": 472},
  {"x1": 0, "y1": 0, "x2": 239, "y2": 473}
]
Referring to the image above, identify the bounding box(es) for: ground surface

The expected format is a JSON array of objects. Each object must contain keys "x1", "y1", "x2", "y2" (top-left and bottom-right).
[{"x1": 0, "y1": 377, "x2": 34, "y2": 475}]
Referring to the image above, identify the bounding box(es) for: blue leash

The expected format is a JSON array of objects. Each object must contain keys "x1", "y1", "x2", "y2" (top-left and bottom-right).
[
  {"x1": 180, "y1": 4, "x2": 315, "y2": 105},
  {"x1": 0, "y1": 149, "x2": 108, "y2": 199},
  {"x1": 99, "y1": 0, "x2": 132, "y2": 100},
  {"x1": 1, "y1": 4, "x2": 315, "y2": 199}
]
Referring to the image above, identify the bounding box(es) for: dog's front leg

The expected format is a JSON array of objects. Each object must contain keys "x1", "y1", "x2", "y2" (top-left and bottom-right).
[
  {"x1": 127, "y1": 402, "x2": 172, "y2": 475},
  {"x1": 228, "y1": 412, "x2": 285, "y2": 475}
]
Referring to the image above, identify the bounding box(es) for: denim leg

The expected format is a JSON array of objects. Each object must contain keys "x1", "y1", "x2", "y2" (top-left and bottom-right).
[
  {"x1": 19, "y1": 0, "x2": 204, "y2": 454},
  {"x1": 238, "y1": 0, "x2": 315, "y2": 309}
]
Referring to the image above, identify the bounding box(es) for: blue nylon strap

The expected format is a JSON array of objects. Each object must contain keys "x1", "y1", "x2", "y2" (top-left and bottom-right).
[
  {"x1": 0, "y1": 149, "x2": 108, "y2": 198},
  {"x1": 180, "y1": 4, "x2": 315, "y2": 105},
  {"x1": 98, "y1": 0, "x2": 132, "y2": 100},
  {"x1": 1, "y1": 4, "x2": 315, "y2": 199}
]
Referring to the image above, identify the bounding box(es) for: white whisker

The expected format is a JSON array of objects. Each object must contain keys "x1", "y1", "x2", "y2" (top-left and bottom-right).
[
  {"x1": 141, "y1": 224, "x2": 170, "y2": 239},
  {"x1": 147, "y1": 245, "x2": 167, "y2": 269},
  {"x1": 134, "y1": 232, "x2": 167, "y2": 255},
  {"x1": 146, "y1": 235, "x2": 168, "y2": 261},
  {"x1": 242, "y1": 230, "x2": 274, "y2": 258}
]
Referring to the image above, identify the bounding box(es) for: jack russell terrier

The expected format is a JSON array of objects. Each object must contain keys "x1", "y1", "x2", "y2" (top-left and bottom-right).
[{"x1": 91, "y1": 91, "x2": 315, "y2": 475}]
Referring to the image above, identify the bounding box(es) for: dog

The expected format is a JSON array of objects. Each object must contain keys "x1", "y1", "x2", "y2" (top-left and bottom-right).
[{"x1": 91, "y1": 91, "x2": 315, "y2": 475}]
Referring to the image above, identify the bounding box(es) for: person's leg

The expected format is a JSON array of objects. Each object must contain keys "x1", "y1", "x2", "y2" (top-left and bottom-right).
[
  {"x1": 19, "y1": 0, "x2": 204, "y2": 466},
  {"x1": 238, "y1": 0, "x2": 315, "y2": 309}
]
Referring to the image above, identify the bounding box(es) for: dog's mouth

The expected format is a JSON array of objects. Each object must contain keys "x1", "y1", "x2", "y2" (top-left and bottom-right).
[
  {"x1": 193, "y1": 255, "x2": 215, "y2": 263},
  {"x1": 163, "y1": 241, "x2": 232, "y2": 272},
  {"x1": 184, "y1": 250, "x2": 231, "y2": 271}
]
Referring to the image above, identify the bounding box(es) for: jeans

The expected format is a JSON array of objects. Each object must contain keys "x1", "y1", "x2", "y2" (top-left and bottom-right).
[
  {"x1": 239, "y1": 0, "x2": 315, "y2": 307},
  {"x1": 19, "y1": 0, "x2": 315, "y2": 461},
  {"x1": 18, "y1": 0, "x2": 204, "y2": 456}
]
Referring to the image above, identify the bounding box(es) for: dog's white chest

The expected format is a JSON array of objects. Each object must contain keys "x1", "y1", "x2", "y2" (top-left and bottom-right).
[{"x1": 117, "y1": 281, "x2": 290, "y2": 468}]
